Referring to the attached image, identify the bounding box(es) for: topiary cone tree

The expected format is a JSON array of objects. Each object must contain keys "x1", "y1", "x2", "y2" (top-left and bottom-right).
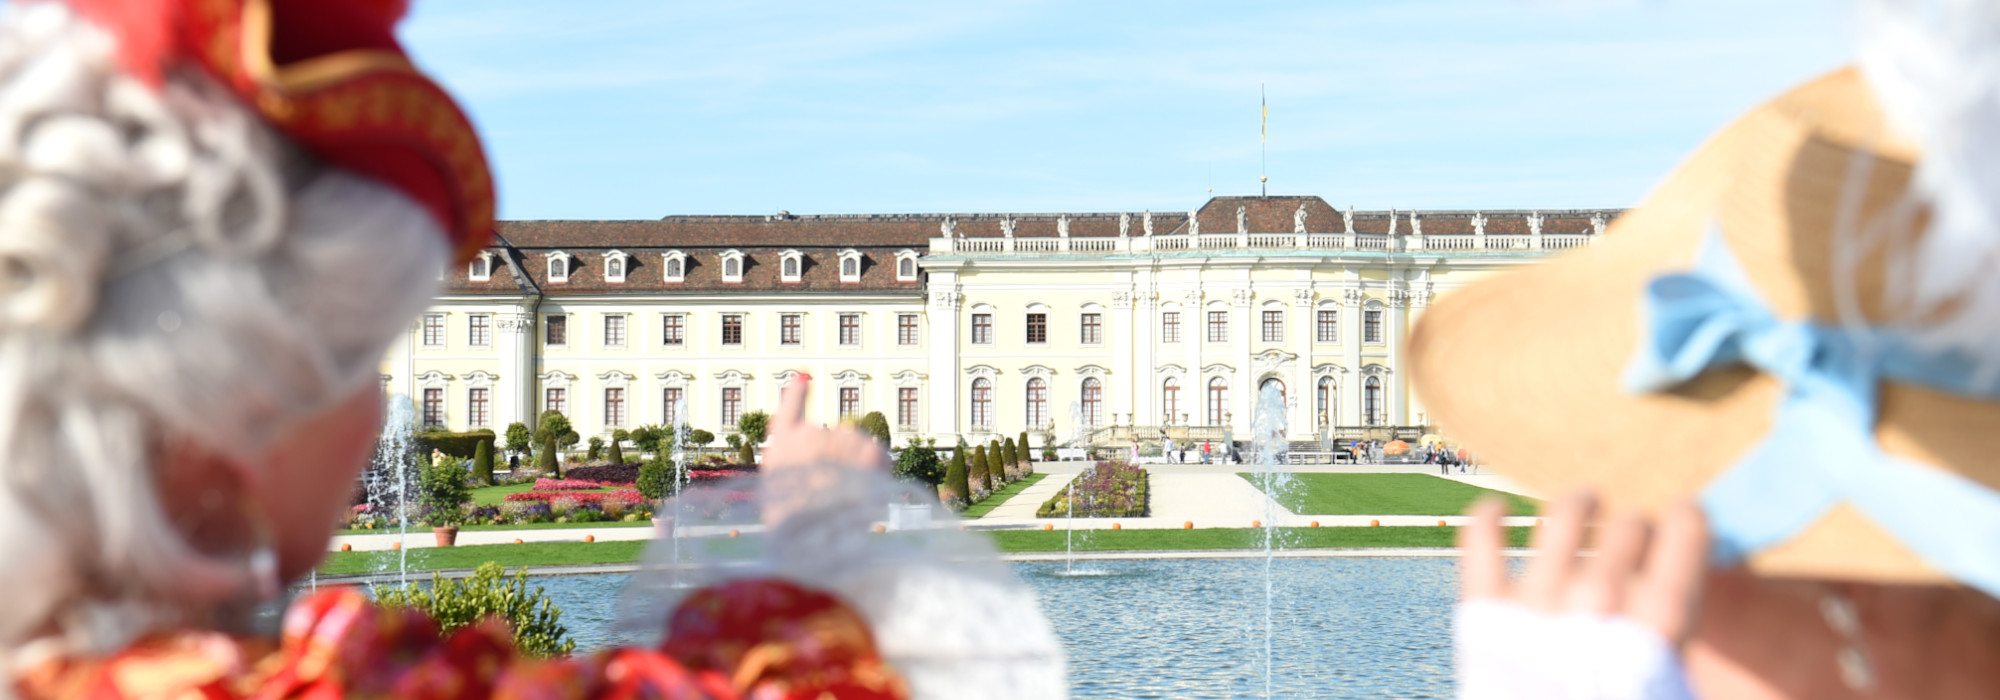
[
  {"x1": 989, "y1": 439, "x2": 1004, "y2": 484},
  {"x1": 537, "y1": 434, "x2": 560, "y2": 479},
  {"x1": 608, "y1": 429, "x2": 627, "y2": 465},
  {"x1": 472, "y1": 437, "x2": 496, "y2": 485},
  {"x1": 1019, "y1": 430, "x2": 1033, "y2": 472},
  {"x1": 970, "y1": 445, "x2": 990, "y2": 497},
  {"x1": 1003, "y1": 437, "x2": 1020, "y2": 478},
  {"x1": 943, "y1": 447, "x2": 970, "y2": 509}
]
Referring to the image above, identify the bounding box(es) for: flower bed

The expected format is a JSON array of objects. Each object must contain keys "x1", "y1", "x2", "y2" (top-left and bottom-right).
[
  {"x1": 533, "y1": 478, "x2": 605, "y2": 491},
  {"x1": 503, "y1": 489, "x2": 647, "y2": 506},
  {"x1": 1036, "y1": 461, "x2": 1149, "y2": 518},
  {"x1": 565, "y1": 463, "x2": 640, "y2": 484}
]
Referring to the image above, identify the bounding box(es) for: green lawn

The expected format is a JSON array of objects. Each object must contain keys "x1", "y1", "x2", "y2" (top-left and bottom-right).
[
  {"x1": 314, "y1": 526, "x2": 1530, "y2": 576},
  {"x1": 962, "y1": 473, "x2": 1048, "y2": 519},
  {"x1": 336, "y1": 520, "x2": 652, "y2": 536},
  {"x1": 1240, "y1": 473, "x2": 1540, "y2": 516}
]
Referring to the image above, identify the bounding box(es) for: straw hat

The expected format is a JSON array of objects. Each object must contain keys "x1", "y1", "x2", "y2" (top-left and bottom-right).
[{"x1": 1408, "y1": 67, "x2": 1998, "y2": 586}]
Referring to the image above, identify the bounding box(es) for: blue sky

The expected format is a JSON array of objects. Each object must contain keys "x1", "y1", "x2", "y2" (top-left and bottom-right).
[{"x1": 400, "y1": 1, "x2": 1852, "y2": 220}]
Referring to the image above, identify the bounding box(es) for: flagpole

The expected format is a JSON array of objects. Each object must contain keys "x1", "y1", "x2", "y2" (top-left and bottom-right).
[{"x1": 1260, "y1": 82, "x2": 1268, "y2": 197}]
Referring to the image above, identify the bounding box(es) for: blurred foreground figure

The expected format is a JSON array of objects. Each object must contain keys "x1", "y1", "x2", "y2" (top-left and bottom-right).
[
  {"x1": 1414, "y1": 1, "x2": 2000, "y2": 698},
  {"x1": 0, "y1": 1, "x2": 1058, "y2": 698}
]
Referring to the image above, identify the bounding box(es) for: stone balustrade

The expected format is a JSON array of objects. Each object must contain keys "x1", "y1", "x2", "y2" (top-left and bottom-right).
[{"x1": 928, "y1": 230, "x2": 1600, "y2": 255}]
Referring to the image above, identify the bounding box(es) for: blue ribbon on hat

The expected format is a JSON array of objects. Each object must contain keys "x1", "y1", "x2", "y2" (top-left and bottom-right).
[{"x1": 1623, "y1": 229, "x2": 2000, "y2": 597}]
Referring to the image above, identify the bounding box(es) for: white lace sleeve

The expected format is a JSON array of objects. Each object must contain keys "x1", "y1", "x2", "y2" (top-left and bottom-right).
[{"x1": 1456, "y1": 599, "x2": 1697, "y2": 700}]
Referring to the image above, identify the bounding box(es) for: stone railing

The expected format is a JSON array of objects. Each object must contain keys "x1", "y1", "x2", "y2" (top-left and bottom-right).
[{"x1": 928, "y1": 230, "x2": 1599, "y2": 254}]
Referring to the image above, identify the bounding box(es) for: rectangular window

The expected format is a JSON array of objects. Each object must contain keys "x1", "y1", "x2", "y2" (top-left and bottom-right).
[
  {"x1": 468, "y1": 388, "x2": 489, "y2": 428},
  {"x1": 1262, "y1": 310, "x2": 1284, "y2": 343},
  {"x1": 722, "y1": 314, "x2": 743, "y2": 346},
  {"x1": 839, "y1": 313, "x2": 861, "y2": 346},
  {"x1": 662, "y1": 387, "x2": 683, "y2": 427},
  {"x1": 1317, "y1": 310, "x2": 1339, "y2": 343},
  {"x1": 1080, "y1": 313, "x2": 1102, "y2": 345},
  {"x1": 1207, "y1": 311, "x2": 1228, "y2": 343},
  {"x1": 1365, "y1": 309, "x2": 1384, "y2": 344},
  {"x1": 604, "y1": 314, "x2": 626, "y2": 347},
  {"x1": 663, "y1": 314, "x2": 684, "y2": 346},
  {"x1": 422, "y1": 388, "x2": 444, "y2": 428},
  {"x1": 839, "y1": 387, "x2": 860, "y2": 418},
  {"x1": 545, "y1": 314, "x2": 567, "y2": 346},
  {"x1": 1161, "y1": 312, "x2": 1181, "y2": 343},
  {"x1": 468, "y1": 314, "x2": 490, "y2": 347},
  {"x1": 722, "y1": 388, "x2": 743, "y2": 426},
  {"x1": 898, "y1": 388, "x2": 919, "y2": 428},
  {"x1": 971, "y1": 313, "x2": 992, "y2": 345},
  {"x1": 604, "y1": 387, "x2": 626, "y2": 427},
  {"x1": 780, "y1": 314, "x2": 802, "y2": 345},
  {"x1": 422, "y1": 314, "x2": 445, "y2": 347},
  {"x1": 1026, "y1": 313, "x2": 1047, "y2": 344},
  {"x1": 897, "y1": 314, "x2": 919, "y2": 345},
  {"x1": 545, "y1": 387, "x2": 566, "y2": 416}
]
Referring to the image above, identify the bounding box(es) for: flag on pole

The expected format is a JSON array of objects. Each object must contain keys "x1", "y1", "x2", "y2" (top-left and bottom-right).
[{"x1": 1261, "y1": 84, "x2": 1267, "y2": 142}]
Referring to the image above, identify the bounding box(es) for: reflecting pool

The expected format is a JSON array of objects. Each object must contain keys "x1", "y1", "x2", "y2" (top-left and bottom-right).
[{"x1": 532, "y1": 556, "x2": 1465, "y2": 699}]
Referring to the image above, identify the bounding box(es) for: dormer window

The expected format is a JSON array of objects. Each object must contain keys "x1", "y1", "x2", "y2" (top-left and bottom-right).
[
  {"x1": 894, "y1": 249, "x2": 918, "y2": 281},
  {"x1": 838, "y1": 249, "x2": 862, "y2": 283},
  {"x1": 547, "y1": 251, "x2": 572, "y2": 283},
  {"x1": 663, "y1": 251, "x2": 686, "y2": 283},
  {"x1": 779, "y1": 250, "x2": 803, "y2": 283},
  {"x1": 468, "y1": 251, "x2": 493, "y2": 281},
  {"x1": 720, "y1": 250, "x2": 744, "y2": 283},
  {"x1": 604, "y1": 250, "x2": 629, "y2": 283}
]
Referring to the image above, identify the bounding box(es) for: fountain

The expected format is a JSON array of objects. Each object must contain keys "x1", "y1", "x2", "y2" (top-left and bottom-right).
[
  {"x1": 359, "y1": 394, "x2": 420, "y2": 587},
  {"x1": 1249, "y1": 382, "x2": 1292, "y2": 700},
  {"x1": 668, "y1": 417, "x2": 691, "y2": 589},
  {"x1": 1064, "y1": 401, "x2": 1092, "y2": 575}
]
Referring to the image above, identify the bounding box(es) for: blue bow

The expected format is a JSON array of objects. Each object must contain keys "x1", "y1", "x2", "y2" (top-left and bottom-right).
[{"x1": 1623, "y1": 230, "x2": 2000, "y2": 597}]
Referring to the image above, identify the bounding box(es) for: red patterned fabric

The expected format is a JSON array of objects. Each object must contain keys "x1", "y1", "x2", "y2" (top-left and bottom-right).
[
  {"x1": 15, "y1": 580, "x2": 908, "y2": 700},
  {"x1": 59, "y1": 0, "x2": 495, "y2": 263}
]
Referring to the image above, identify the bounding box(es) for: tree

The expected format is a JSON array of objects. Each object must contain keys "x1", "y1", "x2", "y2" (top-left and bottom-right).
[
  {"x1": 637, "y1": 452, "x2": 674, "y2": 501},
  {"x1": 737, "y1": 439, "x2": 755, "y2": 465},
  {"x1": 989, "y1": 439, "x2": 1005, "y2": 483},
  {"x1": 726, "y1": 433, "x2": 743, "y2": 450},
  {"x1": 860, "y1": 411, "x2": 891, "y2": 445},
  {"x1": 416, "y1": 455, "x2": 471, "y2": 526},
  {"x1": 690, "y1": 429, "x2": 715, "y2": 448},
  {"x1": 1019, "y1": 430, "x2": 1032, "y2": 467},
  {"x1": 559, "y1": 429, "x2": 580, "y2": 450},
  {"x1": 472, "y1": 438, "x2": 496, "y2": 485},
  {"x1": 533, "y1": 410, "x2": 571, "y2": 447},
  {"x1": 943, "y1": 447, "x2": 970, "y2": 509},
  {"x1": 586, "y1": 436, "x2": 604, "y2": 462},
  {"x1": 737, "y1": 410, "x2": 771, "y2": 445},
  {"x1": 970, "y1": 445, "x2": 990, "y2": 496},
  {"x1": 893, "y1": 437, "x2": 944, "y2": 489},
  {"x1": 600, "y1": 426, "x2": 624, "y2": 464},
  {"x1": 536, "y1": 434, "x2": 561, "y2": 478},
  {"x1": 628, "y1": 426, "x2": 658, "y2": 454},
  {"x1": 1002, "y1": 437, "x2": 1019, "y2": 478},
  {"x1": 505, "y1": 422, "x2": 533, "y2": 457}
]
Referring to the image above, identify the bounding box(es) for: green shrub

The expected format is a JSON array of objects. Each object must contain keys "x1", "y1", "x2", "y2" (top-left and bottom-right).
[
  {"x1": 726, "y1": 433, "x2": 743, "y2": 450},
  {"x1": 586, "y1": 436, "x2": 604, "y2": 462},
  {"x1": 637, "y1": 453, "x2": 675, "y2": 501},
  {"x1": 944, "y1": 447, "x2": 970, "y2": 509},
  {"x1": 537, "y1": 434, "x2": 560, "y2": 479},
  {"x1": 860, "y1": 411, "x2": 891, "y2": 445},
  {"x1": 416, "y1": 456, "x2": 471, "y2": 526},
  {"x1": 989, "y1": 439, "x2": 1005, "y2": 484},
  {"x1": 689, "y1": 429, "x2": 715, "y2": 447},
  {"x1": 375, "y1": 563, "x2": 575, "y2": 657},
  {"x1": 738, "y1": 410, "x2": 771, "y2": 446},
  {"x1": 533, "y1": 411, "x2": 571, "y2": 446},
  {"x1": 472, "y1": 439, "x2": 495, "y2": 485},
  {"x1": 506, "y1": 422, "x2": 534, "y2": 457},
  {"x1": 893, "y1": 438, "x2": 944, "y2": 486},
  {"x1": 414, "y1": 429, "x2": 496, "y2": 459},
  {"x1": 628, "y1": 425, "x2": 658, "y2": 453},
  {"x1": 607, "y1": 435, "x2": 625, "y2": 465},
  {"x1": 1036, "y1": 462, "x2": 1149, "y2": 518},
  {"x1": 738, "y1": 439, "x2": 755, "y2": 465},
  {"x1": 970, "y1": 446, "x2": 990, "y2": 496}
]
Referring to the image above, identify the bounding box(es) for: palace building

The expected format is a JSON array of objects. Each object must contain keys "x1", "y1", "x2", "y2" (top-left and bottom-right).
[{"x1": 382, "y1": 195, "x2": 1620, "y2": 449}]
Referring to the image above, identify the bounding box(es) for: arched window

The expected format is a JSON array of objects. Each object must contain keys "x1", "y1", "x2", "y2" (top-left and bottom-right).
[
  {"x1": 547, "y1": 254, "x2": 568, "y2": 282},
  {"x1": 1258, "y1": 378, "x2": 1285, "y2": 402},
  {"x1": 1364, "y1": 376, "x2": 1383, "y2": 426},
  {"x1": 783, "y1": 256, "x2": 799, "y2": 277},
  {"x1": 1161, "y1": 378, "x2": 1180, "y2": 425},
  {"x1": 842, "y1": 257, "x2": 858, "y2": 277},
  {"x1": 1026, "y1": 378, "x2": 1048, "y2": 427},
  {"x1": 1317, "y1": 377, "x2": 1335, "y2": 426},
  {"x1": 724, "y1": 257, "x2": 741, "y2": 278},
  {"x1": 1081, "y1": 378, "x2": 1102, "y2": 427},
  {"x1": 971, "y1": 378, "x2": 993, "y2": 428},
  {"x1": 1208, "y1": 378, "x2": 1229, "y2": 425},
  {"x1": 608, "y1": 256, "x2": 625, "y2": 279},
  {"x1": 666, "y1": 257, "x2": 683, "y2": 278},
  {"x1": 898, "y1": 256, "x2": 915, "y2": 278}
]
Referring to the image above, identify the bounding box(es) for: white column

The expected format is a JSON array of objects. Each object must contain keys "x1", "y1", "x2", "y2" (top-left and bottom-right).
[
  {"x1": 1111, "y1": 291, "x2": 1136, "y2": 427},
  {"x1": 926, "y1": 284, "x2": 962, "y2": 443},
  {"x1": 499, "y1": 309, "x2": 536, "y2": 428},
  {"x1": 1183, "y1": 290, "x2": 1203, "y2": 426},
  {"x1": 1387, "y1": 290, "x2": 1407, "y2": 427},
  {"x1": 1133, "y1": 289, "x2": 1156, "y2": 427},
  {"x1": 1341, "y1": 286, "x2": 1363, "y2": 427},
  {"x1": 1231, "y1": 289, "x2": 1253, "y2": 438},
  {"x1": 1292, "y1": 288, "x2": 1315, "y2": 435}
]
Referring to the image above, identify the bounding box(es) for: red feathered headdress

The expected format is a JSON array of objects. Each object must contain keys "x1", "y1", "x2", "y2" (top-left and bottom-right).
[{"x1": 64, "y1": 0, "x2": 495, "y2": 263}]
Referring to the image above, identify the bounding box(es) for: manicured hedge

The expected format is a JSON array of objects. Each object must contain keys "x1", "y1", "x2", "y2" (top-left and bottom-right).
[
  {"x1": 565, "y1": 463, "x2": 641, "y2": 484},
  {"x1": 417, "y1": 430, "x2": 496, "y2": 459}
]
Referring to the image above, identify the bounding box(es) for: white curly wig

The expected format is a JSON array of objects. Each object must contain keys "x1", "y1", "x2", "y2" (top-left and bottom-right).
[{"x1": 0, "y1": 0, "x2": 445, "y2": 664}]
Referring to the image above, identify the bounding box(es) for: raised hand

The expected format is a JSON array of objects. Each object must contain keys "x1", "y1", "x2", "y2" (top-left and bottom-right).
[{"x1": 757, "y1": 373, "x2": 891, "y2": 527}]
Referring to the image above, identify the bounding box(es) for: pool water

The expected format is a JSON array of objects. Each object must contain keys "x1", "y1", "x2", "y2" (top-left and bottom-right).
[{"x1": 532, "y1": 556, "x2": 1466, "y2": 699}]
